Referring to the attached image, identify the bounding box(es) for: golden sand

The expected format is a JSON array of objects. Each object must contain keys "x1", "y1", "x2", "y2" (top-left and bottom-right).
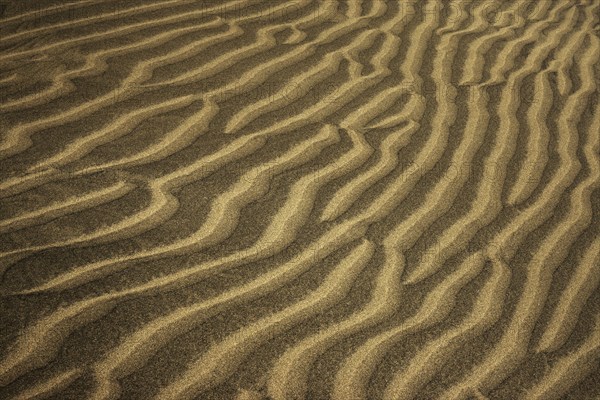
[{"x1": 0, "y1": 0, "x2": 599, "y2": 399}]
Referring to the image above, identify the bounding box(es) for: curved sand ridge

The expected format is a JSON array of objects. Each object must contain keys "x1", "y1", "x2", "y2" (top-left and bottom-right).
[{"x1": 0, "y1": 0, "x2": 599, "y2": 399}]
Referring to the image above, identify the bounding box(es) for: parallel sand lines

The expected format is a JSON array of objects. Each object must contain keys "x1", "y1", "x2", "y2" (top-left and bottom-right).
[
  {"x1": 0, "y1": 0, "x2": 275, "y2": 63},
  {"x1": 0, "y1": 2, "x2": 397, "y2": 275},
  {"x1": 9, "y1": 124, "x2": 342, "y2": 290},
  {"x1": 536, "y1": 237, "x2": 600, "y2": 352},
  {"x1": 1, "y1": 0, "x2": 600, "y2": 399},
  {"x1": 404, "y1": 0, "x2": 589, "y2": 283},
  {"x1": 0, "y1": 0, "x2": 99, "y2": 25},
  {"x1": 484, "y1": 0, "x2": 577, "y2": 85},
  {"x1": 88, "y1": 130, "x2": 373, "y2": 399},
  {"x1": 0, "y1": 0, "x2": 191, "y2": 46},
  {"x1": 508, "y1": 0, "x2": 599, "y2": 205},
  {"x1": 322, "y1": 0, "x2": 513, "y2": 221},
  {"x1": 281, "y1": 252, "x2": 486, "y2": 400},
  {"x1": 4, "y1": 0, "x2": 414, "y2": 382},
  {"x1": 0, "y1": 8, "x2": 351, "y2": 247},
  {"x1": 9, "y1": 369, "x2": 82, "y2": 400},
  {"x1": 0, "y1": 17, "x2": 229, "y2": 159},
  {"x1": 271, "y1": 1, "x2": 494, "y2": 397},
  {"x1": 0, "y1": 0, "x2": 337, "y2": 113},
  {"x1": 382, "y1": 256, "x2": 512, "y2": 400},
  {"x1": 323, "y1": 82, "x2": 490, "y2": 398},
  {"x1": 0, "y1": 181, "x2": 135, "y2": 234},
  {"x1": 0, "y1": 0, "x2": 327, "y2": 160},
  {"x1": 0, "y1": 125, "x2": 370, "y2": 384},
  {"x1": 534, "y1": 91, "x2": 600, "y2": 353},
  {"x1": 505, "y1": 70, "x2": 553, "y2": 206},
  {"x1": 26, "y1": 95, "x2": 198, "y2": 171},
  {"x1": 458, "y1": 0, "x2": 540, "y2": 85},
  {"x1": 154, "y1": 240, "x2": 375, "y2": 400},
  {"x1": 0, "y1": 29, "x2": 206, "y2": 113},
  {"x1": 525, "y1": 315, "x2": 600, "y2": 400},
  {"x1": 55, "y1": 9, "x2": 468, "y2": 394},
  {"x1": 1, "y1": 1, "x2": 343, "y2": 191},
  {"x1": 441, "y1": 33, "x2": 600, "y2": 399}
]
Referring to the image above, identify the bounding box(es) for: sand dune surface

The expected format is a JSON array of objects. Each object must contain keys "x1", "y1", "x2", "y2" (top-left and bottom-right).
[{"x1": 0, "y1": 0, "x2": 599, "y2": 399}]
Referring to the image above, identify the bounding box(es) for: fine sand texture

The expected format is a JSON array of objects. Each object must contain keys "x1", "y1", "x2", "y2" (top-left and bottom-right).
[{"x1": 0, "y1": 0, "x2": 599, "y2": 399}]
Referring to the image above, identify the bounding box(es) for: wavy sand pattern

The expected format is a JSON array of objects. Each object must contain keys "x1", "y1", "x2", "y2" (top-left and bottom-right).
[{"x1": 0, "y1": 0, "x2": 599, "y2": 399}]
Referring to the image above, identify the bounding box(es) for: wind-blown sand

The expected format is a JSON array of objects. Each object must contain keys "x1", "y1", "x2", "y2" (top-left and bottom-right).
[{"x1": 0, "y1": 0, "x2": 599, "y2": 399}]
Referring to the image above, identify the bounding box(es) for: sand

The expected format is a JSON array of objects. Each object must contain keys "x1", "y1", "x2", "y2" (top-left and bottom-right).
[{"x1": 0, "y1": 0, "x2": 599, "y2": 399}]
